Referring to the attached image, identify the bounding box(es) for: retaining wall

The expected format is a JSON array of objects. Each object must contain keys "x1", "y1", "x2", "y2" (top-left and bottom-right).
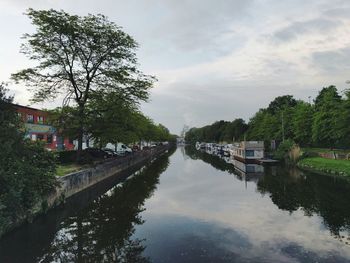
[{"x1": 48, "y1": 146, "x2": 169, "y2": 206}]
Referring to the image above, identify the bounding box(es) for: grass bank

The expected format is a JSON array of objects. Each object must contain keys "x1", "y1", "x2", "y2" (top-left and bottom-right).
[
  {"x1": 298, "y1": 157, "x2": 350, "y2": 177},
  {"x1": 56, "y1": 164, "x2": 87, "y2": 177}
]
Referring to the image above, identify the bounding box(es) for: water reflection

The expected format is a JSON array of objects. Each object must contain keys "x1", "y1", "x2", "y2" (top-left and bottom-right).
[
  {"x1": 40, "y1": 154, "x2": 170, "y2": 263},
  {"x1": 1, "y1": 147, "x2": 350, "y2": 263},
  {"x1": 257, "y1": 165, "x2": 350, "y2": 244},
  {"x1": 0, "y1": 150, "x2": 173, "y2": 263},
  {"x1": 185, "y1": 146, "x2": 350, "y2": 247},
  {"x1": 185, "y1": 146, "x2": 265, "y2": 181}
]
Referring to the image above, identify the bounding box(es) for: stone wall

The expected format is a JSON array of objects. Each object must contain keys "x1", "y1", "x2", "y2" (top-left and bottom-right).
[
  {"x1": 0, "y1": 146, "x2": 170, "y2": 239},
  {"x1": 48, "y1": 146, "x2": 169, "y2": 206}
]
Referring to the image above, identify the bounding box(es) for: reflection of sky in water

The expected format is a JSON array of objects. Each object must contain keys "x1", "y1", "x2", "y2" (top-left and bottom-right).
[{"x1": 133, "y1": 149, "x2": 350, "y2": 262}]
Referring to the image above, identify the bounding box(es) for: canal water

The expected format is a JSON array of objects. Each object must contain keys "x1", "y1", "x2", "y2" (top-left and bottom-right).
[{"x1": 1, "y1": 147, "x2": 350, "y2": 263}]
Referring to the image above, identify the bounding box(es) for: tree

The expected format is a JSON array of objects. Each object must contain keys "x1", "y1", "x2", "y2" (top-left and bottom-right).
[
  {"x1": 12, "y1": 9, "x2": 155, "y2": 159},
  {"x1": 0, "y1": 84, "x2": 56, "y2": 237},
  {"x1": 247, "y1": 109, "x2": 280, "y2": 141},
  {"x1": 312, "y1": 86, "x2": 343, "y2": 147},
  {"x1": 85, "y1": 91, "x2": 139, "y2": 146},
  {"x1": 314, "y1": 85, "x2": 341, "y2": 110},
  {"x1": 267, "y1": 95, "x2": 297, "y2": 114},
  {"x1": 292, "y1": 102, "x2": 313, "y2": 146}
]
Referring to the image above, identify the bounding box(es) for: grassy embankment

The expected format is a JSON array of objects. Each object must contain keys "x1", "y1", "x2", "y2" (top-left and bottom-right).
[
  {"x1": 56, "y1": 164, "x2": 87, "y2": 176},
  {"x1": 298, "y1": 148, "x2": 350, "y2": 177}
]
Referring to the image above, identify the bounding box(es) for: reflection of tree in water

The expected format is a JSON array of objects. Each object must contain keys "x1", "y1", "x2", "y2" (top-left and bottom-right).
[
  {"x1": 186, "y1": 146, "x2": 350, "y2": 246},
  {"x1": 39, "y1": 153, "x2": 171, "y2": 263},
  {"x1": 257, "y1": 166, "x2": 350, "y2": 245},
  {"x1": 184, "y1": 146, "x2": 237, "y2": 176}
]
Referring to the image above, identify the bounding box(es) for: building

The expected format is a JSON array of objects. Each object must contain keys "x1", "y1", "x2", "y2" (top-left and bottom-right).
[
  {"x1": 13, "y1": 104, "x2": 74, "y2": 151},
  {"x1": 232, "y1": 141, "x2": 264, "y2": 162}
]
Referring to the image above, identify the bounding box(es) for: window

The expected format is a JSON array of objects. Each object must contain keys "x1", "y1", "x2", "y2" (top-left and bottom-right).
[
  {"x1": 245, "y1": 150, "x2": 255, "y2": 157},
  {"x1": 37, "y1": 134, "x2": 44, "y2": 141},
  {"x1": 47, "y1": 135, "x2": 53, "y2": 144},
  {"x1": 37, "y1": 116, "x2": 44, "y2": 124},
  {"x1": 27, "y1": 114, "x2": 34, "y2": 123}
]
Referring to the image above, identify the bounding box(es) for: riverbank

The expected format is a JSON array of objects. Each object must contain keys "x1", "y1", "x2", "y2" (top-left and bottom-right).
[
  {"x1": 0, "y1": 145, "x2": 171, "y2": 239},
  {"x1": 298, "y1": 157, "x2": 350, "y2": 177}
]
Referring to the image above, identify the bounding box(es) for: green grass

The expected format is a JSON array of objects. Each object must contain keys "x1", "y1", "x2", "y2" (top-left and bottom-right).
[
  {"x1": 56, "y1": 164, "x2": 86, "y2": 177},
  {"x1": 298, "y1": 157, "x2": 350, "y2": 176},
  {"x1": 302, "y1": 147, "x2": 350, "y2": 154}
]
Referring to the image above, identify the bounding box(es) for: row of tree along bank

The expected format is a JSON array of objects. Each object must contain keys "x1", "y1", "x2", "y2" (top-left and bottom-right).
[
  {"x1": 185, "y1": 85, "x2": 350, "y2": 149},
  {"x1": 185, "y1": 85, "x2": 350, "y2": 175},
  {"x1": 1, "y1": 9, "x2": 175, "y2": 238}
]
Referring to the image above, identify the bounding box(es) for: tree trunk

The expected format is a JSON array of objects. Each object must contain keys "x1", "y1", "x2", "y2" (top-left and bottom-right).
[
  {"x1": 76, "y1": 105, "x2": 85, "y2": 162},
  {"x1": 77, "y1": 130, "x2": 83, "y2": 161}
]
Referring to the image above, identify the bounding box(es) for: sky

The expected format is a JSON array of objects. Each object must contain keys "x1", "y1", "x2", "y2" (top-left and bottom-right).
[{"x1": 1, "y1": 0, "x2": 350, "y2": 134}]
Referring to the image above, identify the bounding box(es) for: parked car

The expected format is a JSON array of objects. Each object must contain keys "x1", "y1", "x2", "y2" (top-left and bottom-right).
[
  {"x1": 84, "y1": 148, "x2": 109, "y2": 159},
  {"x1": 102, "y1": 148, "x2": 118, "y2": 158},
  {"x1": 117, "y1": 143, "x2": 132, "y2": 155}
]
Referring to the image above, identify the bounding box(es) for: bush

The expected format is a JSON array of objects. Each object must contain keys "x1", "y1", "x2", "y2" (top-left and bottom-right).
[{"x1": 273, "y1": 139, "x2": 296, "y2": 161}]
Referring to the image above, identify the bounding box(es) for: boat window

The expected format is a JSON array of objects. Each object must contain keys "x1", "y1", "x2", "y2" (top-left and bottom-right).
[{"x1": 246, "y1": 150, "x2": 255, "y2": 157}]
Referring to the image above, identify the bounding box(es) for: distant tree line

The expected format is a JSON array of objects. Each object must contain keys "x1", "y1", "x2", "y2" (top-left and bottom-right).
[
  {"x1": 185, "y1": 119, "x2": 248, "y2": 143},
  {"x1": 186, "y1": 85, "x2": 350, "y2": 148}
]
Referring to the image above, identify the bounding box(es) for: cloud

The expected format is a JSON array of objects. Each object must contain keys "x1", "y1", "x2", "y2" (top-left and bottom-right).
[
  {"x1": 273, "y1": 18, "x2": 342, "y2": 42},
  {"x1": 312, "y1": 47, "x2": 350, "y2": 73},
  {"x1": 2, "y1": 0, "x2": 350, "y2": 133}
]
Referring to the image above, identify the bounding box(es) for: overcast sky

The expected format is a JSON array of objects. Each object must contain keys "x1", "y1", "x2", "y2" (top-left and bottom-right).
[{"x1": 1, "y1": 0, "x2": 350, "y2": 134}]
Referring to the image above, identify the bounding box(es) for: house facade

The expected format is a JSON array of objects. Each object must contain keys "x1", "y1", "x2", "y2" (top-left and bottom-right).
[{"x1": 13, "y1": 104, "x2": 74, "y2": 151}]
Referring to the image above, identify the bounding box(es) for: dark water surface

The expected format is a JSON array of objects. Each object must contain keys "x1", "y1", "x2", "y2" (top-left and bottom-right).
[{"x1": 1, "y1": 147, "x2": 350, "y2": 263}]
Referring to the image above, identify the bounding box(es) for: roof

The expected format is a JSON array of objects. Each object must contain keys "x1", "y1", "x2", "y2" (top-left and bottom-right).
[{"x1": 11, "y1": 103, "x2": 48, "y2": 114}]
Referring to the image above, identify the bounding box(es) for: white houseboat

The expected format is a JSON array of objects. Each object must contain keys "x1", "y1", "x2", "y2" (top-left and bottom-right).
[{"x1": 232, "y1": 141, "x2": 264, "y2": 163}]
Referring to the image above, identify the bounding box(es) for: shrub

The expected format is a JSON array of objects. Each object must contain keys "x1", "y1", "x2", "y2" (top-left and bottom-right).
[{"x1": 273, "y1": 139, "x2": 296, "y2": 161}]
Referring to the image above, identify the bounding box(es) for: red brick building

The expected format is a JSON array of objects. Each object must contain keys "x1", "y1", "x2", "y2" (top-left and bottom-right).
[{"x1": 13, "y1": 104, "x2": 74, "y2": 151}]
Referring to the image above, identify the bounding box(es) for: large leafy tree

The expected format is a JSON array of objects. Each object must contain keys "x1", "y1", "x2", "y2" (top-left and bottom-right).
[
  {"x1": 312, "y1": 86, "x2": 343, "y2": 147},
  {"x1": 292, "y1": 102, "x2": 313, "y2": 146},
  {"x1": 267, "y1": 95, "x2": 297, "y2": 114},
  {"x1": 12, "y1": 9, "x2": 154, "y2": 157}
]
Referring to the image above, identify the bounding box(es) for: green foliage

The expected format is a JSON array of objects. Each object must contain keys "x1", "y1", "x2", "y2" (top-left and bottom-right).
[
  {"x1": 0, "y1": 85, "x2": 57, "y2": 236},
  {"x1": 186, "y1": 86, "x2": 350, "y2": 150},
  {"x1": 185, "y1": 119, "x2": 248, "y2": 143},
  {"x1": 267, "y1": 95, "x2": 297, "y2": 114},
  {"x1": 11, "y1": 9, "x2": 155, "y2": 153},
  {"x1": 247, "y1": 109, "x2": 281, "y2": 141},
  {"x1": 312, "y1": 86, "x2": 349, "y2": 147},
  {"x1": 292, "y1": 102, "x2": 313, "y2": 146},
  {"x1": 273, "y1": 139, "x2": 295, "y2": 160}
]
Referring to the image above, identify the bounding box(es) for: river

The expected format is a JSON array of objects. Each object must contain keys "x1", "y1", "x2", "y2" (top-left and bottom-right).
[{"x1": 0, "y1": 147, "x2": 350, "y2": 263}]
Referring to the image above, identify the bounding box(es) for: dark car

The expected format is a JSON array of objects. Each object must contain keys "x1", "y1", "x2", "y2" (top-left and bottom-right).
[
  {"x1": 102, "y1": 148, "x2": 119, "y2": 157},
  {"x1": 84, "y1": 148, "x2": 109, "y2": 159}
]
